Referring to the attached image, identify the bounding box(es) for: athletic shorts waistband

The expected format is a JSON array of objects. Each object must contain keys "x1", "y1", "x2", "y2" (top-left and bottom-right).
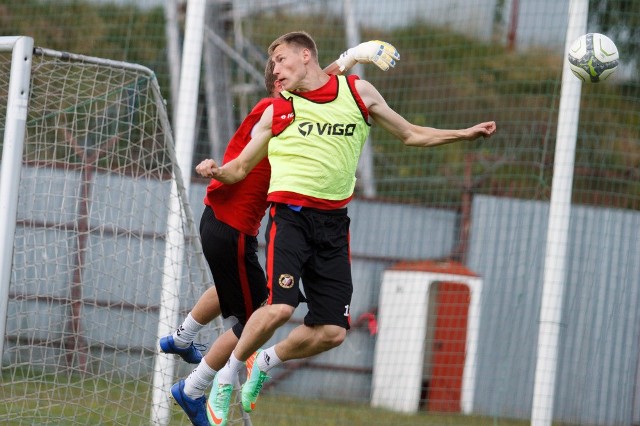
[{"x1": 274, "y1": 202, "x2": 347, "y2": 216}]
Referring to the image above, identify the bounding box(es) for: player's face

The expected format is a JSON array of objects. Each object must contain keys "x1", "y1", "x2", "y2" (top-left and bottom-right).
[{"x1": 271, "y1": 43, "x2": 306, "y2": 91}]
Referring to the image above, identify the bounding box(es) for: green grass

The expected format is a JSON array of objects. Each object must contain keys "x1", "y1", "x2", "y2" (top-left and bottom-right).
[
  {"x1": 250, "y1": 394, "x2": 531, "y2": 426},
  {"x1": 1, "y1": 368, "x2": 584, "y2": 425},
  {"x1": 0, "y1": 370, "x2": 541, "y2": 425}
]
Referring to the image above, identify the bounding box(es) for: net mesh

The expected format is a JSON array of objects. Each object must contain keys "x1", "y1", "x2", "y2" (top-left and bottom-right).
[
  {"x1": 1, "y1": 1, "x2": 639, "y2": 425},
  {"x1": 0, "y1": 48, "x2": 220, "y2": 424}
]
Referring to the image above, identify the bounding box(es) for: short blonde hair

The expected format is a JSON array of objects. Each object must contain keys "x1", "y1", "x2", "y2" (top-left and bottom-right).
[{"x1": 267, "y1": 31, "x2": 318, "y2": 60}]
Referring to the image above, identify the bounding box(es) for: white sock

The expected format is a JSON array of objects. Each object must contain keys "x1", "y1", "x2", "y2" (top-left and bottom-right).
[
  {"x1": 216, "y1": 353, "x2": 243, "y2": 385},
  {"x1": 257, "y1": 346, "x2": 282, "y2": 373},
  {"x1": 173, "y1": 312, "x2": 204, "y2": 347},
  {"x1": 183, "y1": 359, "x2": 216, "y2": 399}
]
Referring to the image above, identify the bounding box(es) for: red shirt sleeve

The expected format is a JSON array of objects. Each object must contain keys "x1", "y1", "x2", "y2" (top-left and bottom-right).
[{"x1": 271, "y1": 97, "x2": 294, "y2": 136}]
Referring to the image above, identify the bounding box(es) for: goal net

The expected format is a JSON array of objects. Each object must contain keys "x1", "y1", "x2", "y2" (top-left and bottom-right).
[{"x1": 0, "y1": 37, "x2": 221, "y2": 425}]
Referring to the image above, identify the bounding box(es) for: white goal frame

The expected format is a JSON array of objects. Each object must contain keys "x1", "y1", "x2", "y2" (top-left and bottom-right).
[
  {"x1": 0, "y1": 36, "x2": 34, "y2": 359},
  {"x1": 0, "y1": 36, "x2": 221, "y2": 426}
]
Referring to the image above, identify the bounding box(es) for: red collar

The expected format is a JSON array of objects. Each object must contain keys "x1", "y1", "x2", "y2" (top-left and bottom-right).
[{"x1": 288, "y1": 74, "x2": 338, "y2": 103}]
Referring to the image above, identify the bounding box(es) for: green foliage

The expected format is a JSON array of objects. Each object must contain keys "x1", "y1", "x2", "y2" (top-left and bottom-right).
[
  {"x1": 0, "y1": 1, "x2": 637, "y2": 210},
  {"x1": 0, "y1": 0, "x2": 102, "y2": 53},
  {"x1": 590, "y1": 0, "x2": 640, "y2": 74},
  {"x1": 363, "y1": 21, "x2": 639, "y2": 209},
  {"x1": 0, "y1": 0, "x2": 170, "y2": 97}
]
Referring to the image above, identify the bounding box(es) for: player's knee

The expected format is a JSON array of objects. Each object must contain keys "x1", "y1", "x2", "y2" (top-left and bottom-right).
[
  {"x1": 319, "y1": 325, "x2": 346, "y2": 349},
  {"x1": 266, "y1": 303, "x2": 295, "y2": 327}
]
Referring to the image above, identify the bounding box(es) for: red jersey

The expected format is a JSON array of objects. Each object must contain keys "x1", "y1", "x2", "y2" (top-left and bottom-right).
[{"x1": 204, "y1": 97, "x2": 293, "y2": 236}]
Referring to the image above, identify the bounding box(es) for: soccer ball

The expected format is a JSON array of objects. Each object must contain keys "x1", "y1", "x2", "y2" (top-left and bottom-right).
[{"x1": 567, "y1": 33, "x2": 619, "y2": 83}]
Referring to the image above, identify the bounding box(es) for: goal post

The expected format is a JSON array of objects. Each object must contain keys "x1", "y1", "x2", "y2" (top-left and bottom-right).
[
  {"x1": 532, "y1": 0, "x2": 588, "y2": 424},
  {"x1": 0, "y1": 39, "x2": 222, "y2": 425},
  {"x1": 0, "y1": 35, "x2": 34, "y2": 359}
]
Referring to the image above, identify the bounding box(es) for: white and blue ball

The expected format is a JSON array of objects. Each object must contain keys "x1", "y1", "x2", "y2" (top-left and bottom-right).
[{"x1": 567, "y1": 33, "x2": 619, "y2": 83}]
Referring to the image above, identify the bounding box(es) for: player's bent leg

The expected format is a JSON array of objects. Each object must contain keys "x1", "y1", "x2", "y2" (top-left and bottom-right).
[
  {"x1": 233, "y1": 304, "x2": 294, "y2": 360},
  {"x1": 160, "y1": 294, "x2": 215, "y2": 364},
  {"x1": 278, "y1": 324, "x2": 347, "y2": 360},
  {"x1": 239, "y1": 324, "x2": 346, "y2": 413},
  {"x1": 258, "y1": 303, "x2": 295, "y2": 328},
  {"x1": 309, "y1": 324, "x2": 347, "y2": 352},
  {"x1": 203, "y1": 328, "x2": 240, "y2": 371},
  {"x1": 190, "y1": 286, "x2": 222, "y2": 325},
  {"x1": 234, "y1": 305, "x2": 292, "y2": 413}
]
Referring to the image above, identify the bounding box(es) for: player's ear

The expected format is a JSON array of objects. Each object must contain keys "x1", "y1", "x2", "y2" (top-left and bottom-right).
[{"x1": 301, "y1": 47, "x2": 312, "y2": 64}]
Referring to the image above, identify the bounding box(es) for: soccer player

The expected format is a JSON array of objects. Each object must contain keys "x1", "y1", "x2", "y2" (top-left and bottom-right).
[
  {"x1": 201, "y1": 31, "x2": 496, "y2": 426},
  {"x1": 163, "y1": 40, "x2": 400, "y2": 426}
]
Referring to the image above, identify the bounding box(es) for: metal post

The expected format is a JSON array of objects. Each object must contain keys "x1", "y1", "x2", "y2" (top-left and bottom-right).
[
  {"x1": 0, "y1": 36, "x2": 33, "y2": 358},
  {"x1": 531, "y1": 1, "x2": 588, "y2": 424},
  {"x1": 152, "y1": 0, "x2": 206, "y2": 423},
  {"x1": 344, "y1": 0, "x2": 377, "y2": 198},
  {"x1": 164, "y1": 0, "x2": 183, "y2": 127}
]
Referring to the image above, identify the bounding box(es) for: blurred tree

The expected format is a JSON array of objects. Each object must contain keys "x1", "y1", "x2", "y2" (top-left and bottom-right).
[{"x1": 589, "y1": 0, "x2": 639, "y2": 79}]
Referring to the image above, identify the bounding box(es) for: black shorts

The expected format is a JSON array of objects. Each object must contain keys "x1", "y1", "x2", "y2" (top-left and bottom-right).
[
  {"x1": 265, "y1": 203, "x2": 352, "y2": 330},
  {"x1": 199, "y1": 206, "x2": 268, "y2": 331}
]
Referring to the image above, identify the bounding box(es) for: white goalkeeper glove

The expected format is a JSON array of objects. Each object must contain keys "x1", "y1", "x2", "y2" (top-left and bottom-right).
[{"x1": 335, "y1": 40, "x2": 400, "y2": 72}]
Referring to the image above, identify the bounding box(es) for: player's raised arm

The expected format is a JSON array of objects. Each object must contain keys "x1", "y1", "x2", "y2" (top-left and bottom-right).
[
  {"x1": 196, "y1": 105, "x2": 274, "y2": 184},
  {"x1": 324, "y1": 40, "x2": 400, "y2": 75},
  {"x1": 356, "y1": 79, "x2": 496, "y2": 147},
  {"x1": 196, "y1": 41, "x2": 400, "y2": 182}
]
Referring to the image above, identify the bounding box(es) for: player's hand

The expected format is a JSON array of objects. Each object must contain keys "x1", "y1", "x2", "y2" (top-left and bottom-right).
[
  {"x1": 336, "y1": 40, "x2": 400, "y2": 72},
  {"x1": 469, "y1": 121, "x2": 497, "y2": 139},
  {"x1": 195, "y1": 158, "x2": 220, "y2": 178}
]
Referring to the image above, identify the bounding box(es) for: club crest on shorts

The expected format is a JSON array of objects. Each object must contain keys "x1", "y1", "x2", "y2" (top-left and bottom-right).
[{"x1": 278, "y1": 274, "x2": 294, "y2": 289}]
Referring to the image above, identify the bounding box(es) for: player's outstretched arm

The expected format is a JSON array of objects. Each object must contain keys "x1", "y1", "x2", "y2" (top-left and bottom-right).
[
  {"x1": 195, "y1": 106, "x2": 274, "y2": 184},
  {"x1": 357, "y1": 79, "x2": 496, "y2": 147},
  {"x1": 325, "y1": 40, "x2": 400, "y2": 75}
]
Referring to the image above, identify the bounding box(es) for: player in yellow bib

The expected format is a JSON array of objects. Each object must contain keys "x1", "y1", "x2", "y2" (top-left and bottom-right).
[
  {"x1": 268, "y1": 74, "x2": 371, "y2": 202},
  {"x1": 197, "y1": 31, "x2": 496, "y2": 424}
]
